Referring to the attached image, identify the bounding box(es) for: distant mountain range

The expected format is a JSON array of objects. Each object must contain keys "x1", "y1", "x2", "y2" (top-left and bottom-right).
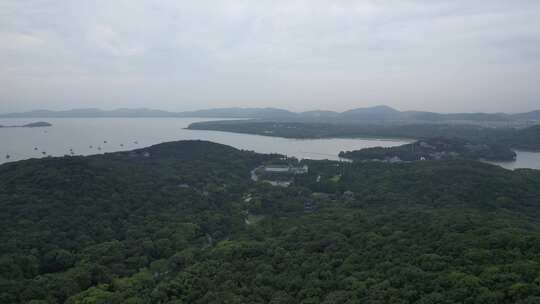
[
  {"x1": 0, "y1": 108, "x2": 176, "y2": 118},
  {"x1": 1, "y1": 105, "x2": 539, "y2": 123},
  {"x1": 0, "y1": 107, "x2": 298, "y2": 119}
]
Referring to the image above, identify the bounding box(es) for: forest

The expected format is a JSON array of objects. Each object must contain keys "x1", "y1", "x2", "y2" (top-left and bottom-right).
[
  {"x1": 187, "y1": 121, "x2": 540, "y2": 151},
  {"x1": 339, "y1": 137, "x2": 517, "y2": 162},
  {"x1": 2, "y1": 140, "x2": 540, "y2": 303}
]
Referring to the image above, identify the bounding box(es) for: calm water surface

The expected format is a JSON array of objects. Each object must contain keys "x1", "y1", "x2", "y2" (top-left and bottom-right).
[
  {"x1": 0, "y1": 118, "x2": 408, "y2": 164},
  {"x1": 1, "y1": 118, "x2": 538, "y2": 169},
  {"x1": 486, "y1": 151, "x2": 540, "y2": 170}
]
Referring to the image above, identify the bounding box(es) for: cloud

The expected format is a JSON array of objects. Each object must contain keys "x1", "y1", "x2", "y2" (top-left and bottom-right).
[
  {"x1": 87, "y1": 25, "x2": 146, "y2": 57},
  {"x1": 0, "y1": 0, "x2": 539, "y2": 112},
  {"x1": 0, "y1": 32, "x2": 43, "y2": 50}
]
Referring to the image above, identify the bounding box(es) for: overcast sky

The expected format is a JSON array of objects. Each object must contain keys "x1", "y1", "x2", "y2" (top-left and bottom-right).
[{"x1": 1, "y1": 0, "x2": 539, "y2": 113}]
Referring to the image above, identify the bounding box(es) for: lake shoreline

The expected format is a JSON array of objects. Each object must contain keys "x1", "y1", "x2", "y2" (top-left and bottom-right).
[{"x1": 1, "y1": 117, "x2": 538, "y2": 170}]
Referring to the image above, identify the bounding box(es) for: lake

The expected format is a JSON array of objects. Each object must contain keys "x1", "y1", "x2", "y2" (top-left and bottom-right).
[
  {"x1": 486, "y1": 150, "x2": 540, "y2": 170},
  {"x1": 0, "y1": 117, "x2": 408, "y2": 164},
  {"x1": 1, "y1": 117, "x2": 539, "y2": 170}
]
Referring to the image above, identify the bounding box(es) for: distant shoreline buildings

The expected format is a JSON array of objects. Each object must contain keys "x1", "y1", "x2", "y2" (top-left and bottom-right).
[{"x1": 251, "y1": 164, "x2": 309, "y2": 187}]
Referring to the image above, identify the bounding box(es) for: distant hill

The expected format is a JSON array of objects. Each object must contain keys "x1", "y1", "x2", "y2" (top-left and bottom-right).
[
  {"x1": 0, "y1": 107, "x2": 298, "y2": 119},
  {"x1": 331, "y1": 106, "x2": 539, "y2": 123},
  {"x1": 1, "y1": 105, "x2": 539, "y2": 123},
  {"x1": 403, "y1": 111, "x2": 511, "y2": 122},
  {"x1": 0, "y1": 108, "x2": 175, "y2": 118},
  {"x1": 176, "y1": 107, "x2": 299, "y2": 119},
  {"x1": 340, "y1": 105, "x2": 403, "y2": 121},
  {"x1": 339, "y1": 137, "x2": 517, "y2": 162},
  {"x1": 299, "y1": 110, "x2": 340, "y2": 119},
  {"x1": 337, "y1": 106, "x2": 523, "y2": 122},
  {"x1": 503, "y1": 125, "x2": 540, "y2": 150},
  {"x1": 512, "y1": 110, "x2": 540, "y2": 121}
]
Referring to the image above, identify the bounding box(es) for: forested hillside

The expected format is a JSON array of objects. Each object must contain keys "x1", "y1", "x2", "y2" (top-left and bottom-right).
[
  {"x1": 187, "y1": 121, "x2": 506, "y2": 140},
  {"x1": 505, "y1": 125, "x2": 540, "y2": 150},
  {"x1": 188, "y1": 121, "x2": 540, "y2": 152},
  {"x1": 339, "y1": 137, "x2": 517, "y2": 162},
  {"x1": 2, "y1": 141, "x2": 540, "y2": 303}
]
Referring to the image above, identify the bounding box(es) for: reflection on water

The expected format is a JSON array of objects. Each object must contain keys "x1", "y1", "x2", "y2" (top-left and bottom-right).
[{"x1": 0, "y1": 117, "x2": 409, "y2": 164}]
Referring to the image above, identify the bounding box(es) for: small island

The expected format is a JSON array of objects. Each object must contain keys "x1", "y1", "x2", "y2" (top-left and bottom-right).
[{"x1": 0, "y1": 121, "x2": 52, "y2": 128}]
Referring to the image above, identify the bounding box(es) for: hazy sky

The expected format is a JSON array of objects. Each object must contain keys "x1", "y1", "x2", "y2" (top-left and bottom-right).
[{"x1": 1, "y1": 0, "x2": 539, "y2": 113}]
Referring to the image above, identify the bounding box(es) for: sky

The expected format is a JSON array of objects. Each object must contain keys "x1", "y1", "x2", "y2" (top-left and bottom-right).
[{"x1": 1, "y1": 0, "x2": 539, "y2": 113}]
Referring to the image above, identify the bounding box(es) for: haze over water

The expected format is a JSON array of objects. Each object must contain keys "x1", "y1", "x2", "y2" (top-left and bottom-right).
[
  {"x1": 0, "y1": 117, "x2": 409, "y2": 164},
  {"x1": 2, "y1": 117, "x2": 539, "y2": 170}
]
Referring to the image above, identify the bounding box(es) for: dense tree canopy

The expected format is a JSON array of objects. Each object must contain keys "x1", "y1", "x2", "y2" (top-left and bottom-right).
[
  {"x1": 188, "y1": 121, "x2": 540, "y2": 151},
  {"x1": 339, "y1": 137, "x2": 517, "y2": 162},
  {"x1": 1, "y1": 140, "x2": 540, "y2": 303}
]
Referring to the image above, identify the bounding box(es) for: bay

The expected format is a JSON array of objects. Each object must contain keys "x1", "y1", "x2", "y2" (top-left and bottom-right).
[
  {"x1": 1, "y1": 117, "x2": 539, "y2": 170},
  {"x1": 0, "y1": 117, "x2": 407, "y2": 164},
  {"x1": 486, "y1": 150, "x2": 540, "y2": 170}
]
